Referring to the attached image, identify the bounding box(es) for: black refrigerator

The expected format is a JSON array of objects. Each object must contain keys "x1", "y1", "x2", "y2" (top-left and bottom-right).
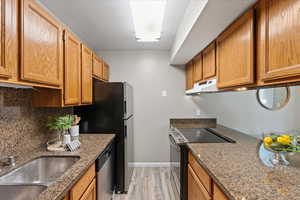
[{"x1": 74, "y1": 80, "x2": 134, "y2": 193}]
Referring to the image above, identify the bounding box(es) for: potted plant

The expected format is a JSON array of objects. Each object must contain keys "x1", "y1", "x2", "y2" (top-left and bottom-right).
[{"x1": 47, "y1": 115, "x2": 74, "y2": 146}]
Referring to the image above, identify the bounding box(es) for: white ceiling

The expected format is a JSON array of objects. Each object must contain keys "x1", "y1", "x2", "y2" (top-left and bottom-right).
[{"x1": 38, "y1": 0, "x2": 189, "y2": 51}]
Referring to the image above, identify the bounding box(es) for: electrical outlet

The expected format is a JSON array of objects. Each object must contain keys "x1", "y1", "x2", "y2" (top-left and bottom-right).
[
  {"x1": 196, "y1": 109, "x2": 201, "y2": 116},
  {"x1": 162, "y1": 90, "x2": 167, "y2": 97}
]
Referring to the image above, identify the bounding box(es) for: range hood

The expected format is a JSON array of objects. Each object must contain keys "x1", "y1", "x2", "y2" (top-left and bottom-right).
[{"x1": 185, "y1": 79, "x2": 218, "y2": 95}]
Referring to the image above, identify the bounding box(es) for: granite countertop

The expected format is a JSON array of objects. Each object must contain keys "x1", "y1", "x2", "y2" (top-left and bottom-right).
[
  {"x1": 187, "y1": 125, "x2": 300, "y2": 200},
  {"x1": 0, "y1": 134, "x2": 115, "y2": 200}
]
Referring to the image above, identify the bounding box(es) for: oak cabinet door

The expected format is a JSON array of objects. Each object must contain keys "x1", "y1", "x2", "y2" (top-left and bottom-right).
[
  {"x1": 81, "y1": 45, "x2": 92, "y2": 104},
  {"x1": 203, "y1": 42, "x2": 216, "y2": 80},
  {"x1": 79, "y1": 179, "x2": 96, "y2": 200},
  {"x1": 261, "y1": 0, "x2": 300, "y2": 81},
  {"x1": 217, "y1": 9, "x2": 254, "y2": 89},
  {"x1": 193, "y1": 54, "x2": 203, "y2": 83},
  {"x1": 103, "y1": 62, "x2": 109, "y2": 81},
  {"x1": 188, "y1": 165, "x2": 211, "y2": 200},
  {"x1": 63, "y1": 193, "x2": 70, "y2": 200},
  {"x1": 0, "y1": 0, "x2": 18, "y2": 79},
  {"x1": 64, "y1": 31, "x2": 81, "y2": 106},
  {"x1": 186, "y1": 61, "x2": 194, "y2": 90},
  {"x1": 213, "y1": 183, "x2": 229, "y2": 200},
  {"x1": 21, "y1": 0, "x2": 63, "y2": 86},
  {"x1": 92, "y1": 54, "x2": 103, "y2": 80}
]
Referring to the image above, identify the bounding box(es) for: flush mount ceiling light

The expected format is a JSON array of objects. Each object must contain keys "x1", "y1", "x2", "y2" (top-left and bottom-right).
[{"x1": 130, "y1": 0, "x2": 167, "y2": 42}]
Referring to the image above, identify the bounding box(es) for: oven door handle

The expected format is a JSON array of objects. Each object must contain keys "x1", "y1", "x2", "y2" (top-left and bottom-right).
[{"x1": 169, "y1": 135, "x2": 180, "y2": 151}]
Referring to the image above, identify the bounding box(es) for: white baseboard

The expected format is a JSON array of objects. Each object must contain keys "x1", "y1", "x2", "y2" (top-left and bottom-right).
[{"x1": 129, "y1": 162, "x2": 171, "y2": 167}]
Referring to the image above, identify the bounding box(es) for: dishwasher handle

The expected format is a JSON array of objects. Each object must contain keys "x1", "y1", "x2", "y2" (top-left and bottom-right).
[{"x1": 96, "y1": 144, "x2": 113, "y2": 172}]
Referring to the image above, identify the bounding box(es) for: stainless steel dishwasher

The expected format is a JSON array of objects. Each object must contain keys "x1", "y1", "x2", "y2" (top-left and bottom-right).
[{"x1": 96, "y1": 143, "x2": 114, "y2": 200}]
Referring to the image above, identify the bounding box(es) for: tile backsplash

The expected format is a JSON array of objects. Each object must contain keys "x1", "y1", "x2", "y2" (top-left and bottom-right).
[{"x1": 0, "y1": 87, "x2": 72, "y2": 156}]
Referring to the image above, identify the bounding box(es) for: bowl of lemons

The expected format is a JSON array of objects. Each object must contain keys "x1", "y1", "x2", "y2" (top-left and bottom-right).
[{"x1": 262, "y1": 134, "x2": 300, "y2": 166}]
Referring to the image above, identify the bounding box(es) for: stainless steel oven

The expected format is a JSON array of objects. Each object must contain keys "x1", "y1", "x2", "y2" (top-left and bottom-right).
[
  {"x1": 169, "y1": 134, "x2": 181, "y2": 195},
  {"x1": 169, "y1": 127, "x2": 235, "y2": 200}
]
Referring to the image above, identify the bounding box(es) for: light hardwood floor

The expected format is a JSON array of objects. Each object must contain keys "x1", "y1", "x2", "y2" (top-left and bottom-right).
[{"x1": 113, "y1": 167, "x2": 179, "y2": 200}]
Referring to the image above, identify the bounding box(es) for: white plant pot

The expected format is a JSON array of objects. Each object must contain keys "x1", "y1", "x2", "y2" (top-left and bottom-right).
[{"x1": 70, "y1": 125, "x2": 79, "y2": 137}]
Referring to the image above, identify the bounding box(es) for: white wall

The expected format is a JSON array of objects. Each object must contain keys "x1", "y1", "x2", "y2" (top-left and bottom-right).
[
  {"x1": 97, "y1": 51, "x2": 200, "y2": 162},
  {"x1": 98, "y1": 50, "x2": 300, "y2": 162},
  {"x1": 192, "y1": 87, "x2": 300, "y2": 138}
]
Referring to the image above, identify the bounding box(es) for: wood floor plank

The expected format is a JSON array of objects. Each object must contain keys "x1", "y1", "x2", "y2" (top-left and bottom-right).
[{"x1": 113, "y1": 167, "x2": 179, "y2": 200}]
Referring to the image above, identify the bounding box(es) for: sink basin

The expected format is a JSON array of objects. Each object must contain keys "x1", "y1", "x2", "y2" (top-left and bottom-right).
[
  {"x1": 0, "y1": 185, "x2": 47, "y2": 200},
  {"x1": 0, "y1": 156, "x2": 79, "y2": 185}
]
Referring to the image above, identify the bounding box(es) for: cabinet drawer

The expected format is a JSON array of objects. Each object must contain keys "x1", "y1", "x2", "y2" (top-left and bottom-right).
[
  {"x1": 213, "y1": 183, "x2": 229, "y2": 200},
  {"x1": 70, "y1": 164, "x2": 96, "y2": 200},
  {"x1": 188, "y1": 165, "x2": 211, "y2": 200},
  {"x1": 188, "y1": 152, "x2": 212, "y2": 195}
]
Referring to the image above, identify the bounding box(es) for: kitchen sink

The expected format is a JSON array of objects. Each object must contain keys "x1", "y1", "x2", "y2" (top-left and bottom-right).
[
  {"x1": 0, "y1": 184, "x2": 47, "y2": 200},
  {"x1": 0, "y1": 156, "x2": 80, "y2": 186}
]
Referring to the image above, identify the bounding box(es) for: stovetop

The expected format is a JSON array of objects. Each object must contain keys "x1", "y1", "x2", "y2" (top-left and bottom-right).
[{"x1": 169, "y1": 128, "x2": 235, "y2": 144}]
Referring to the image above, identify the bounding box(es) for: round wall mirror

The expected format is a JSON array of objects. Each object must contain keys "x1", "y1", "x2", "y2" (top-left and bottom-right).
[{"x1": 256, "y1": 87, "x2": 290, "y2": 110}]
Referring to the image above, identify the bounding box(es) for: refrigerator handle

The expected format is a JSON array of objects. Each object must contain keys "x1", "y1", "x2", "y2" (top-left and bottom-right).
[
  {"x1": 124, "y1": 101, "x2": 127, "y2": 116},
  {"x1": 124, "y1": 121, "x2": 127, "y2": 138}
]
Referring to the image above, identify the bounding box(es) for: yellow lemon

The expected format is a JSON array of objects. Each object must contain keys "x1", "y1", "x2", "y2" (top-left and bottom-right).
[
  {"x1": 263, "y1": 137, "x2": 273, "y2": 145},
  {"x1": 281, "y1": 134, "x2": 290, "y2": 139},
  {"x1": 277, "y1": 136, "x2": 291, "y2": 145}
]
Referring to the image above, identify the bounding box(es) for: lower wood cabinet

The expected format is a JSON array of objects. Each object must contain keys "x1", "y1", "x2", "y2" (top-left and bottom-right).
[
  {"x1": 213, "y1": 183, "x2": 229, "y2": 200},
  {"x1": 188, "y1": 165, "x2": 211, "y2": 200},
  {"x1": 188, "y1": 153, "x2": 212, "y2": 195},
  {"x1": 79, "y1": 179, "x2": 96, "y2": 200},
  {"x1": 64, "y1": 164, "x2": 96, "y2": 200},
  {"x1": 188, "y1": 152, "x2": 228, "y2": 200}
]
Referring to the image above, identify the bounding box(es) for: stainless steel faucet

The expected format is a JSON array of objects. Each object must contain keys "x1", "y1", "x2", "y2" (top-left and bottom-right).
[{"x1": 0, "y1": 156, "x2": 16, "y2": 167}]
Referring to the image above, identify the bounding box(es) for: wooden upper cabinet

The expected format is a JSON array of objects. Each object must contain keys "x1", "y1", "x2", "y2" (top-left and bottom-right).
[
  {"x1": 81, "y1": 45, "x2": 93, "y2": 104},
  {"x1": 258, "y1": 0, "x2": 300, "y2": 83},
  {"x1": 217, "y1": 9, "x2": 254, "y2": 89},
  {"x1": 186, "y1": 61, "x2": 194, "y2": 90},
  {"x1": 21, "y1": 0, "x2": 63, "y2": 87},
  {"x1": 0, "y1": 0, "x2": 18, "y2": 79},
  {"x1": 103, "y1": 62, "x2": 109, "y2": 81},
  {"x1": 203, "y1": 42, "x2": 216, "y2": 80},
  {"x1": 64, "y1": 31, "x2": 81, "y2": 106},
  {"x1": 193, "y1": 54, "x2": 203, "y2": 83},
  {"x1": 92, "y1": 54, "x2": 103, "y2": 80}
]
